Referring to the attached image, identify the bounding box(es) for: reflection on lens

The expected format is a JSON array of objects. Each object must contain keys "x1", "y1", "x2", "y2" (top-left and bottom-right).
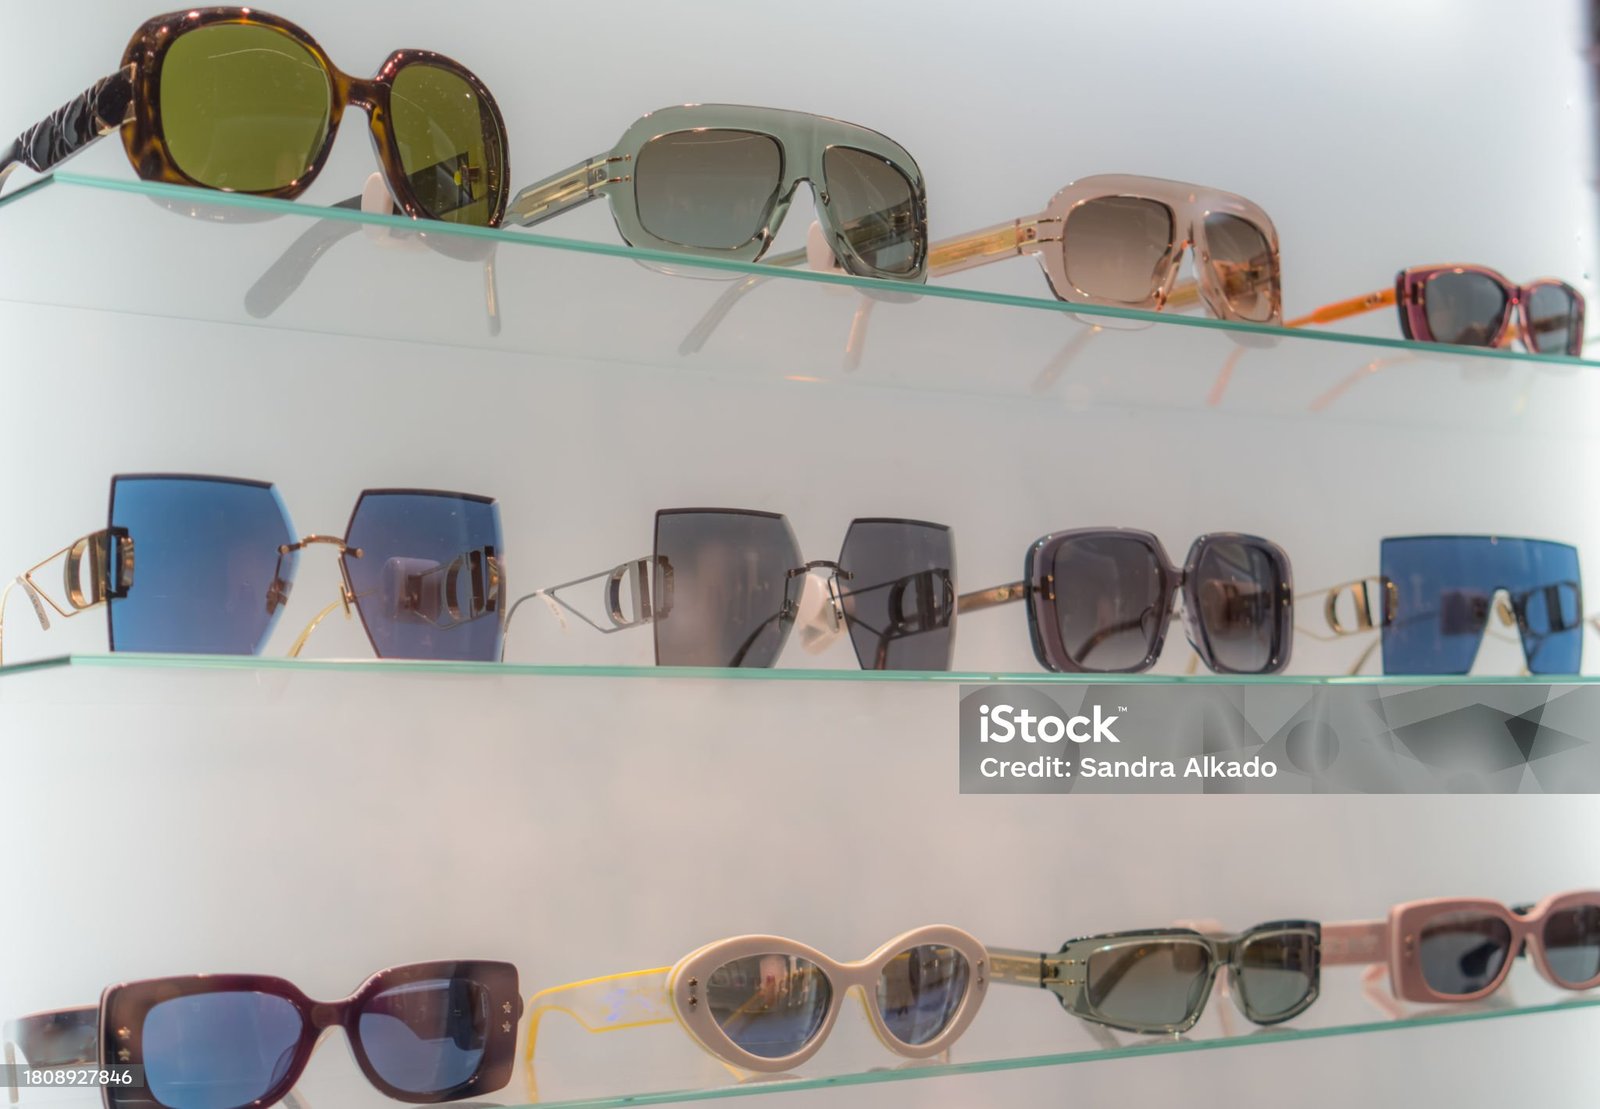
[
  {"x1": 1085, "y1": 940, "x2": 1210, "y2": 1028},
  {"x1": 653, "y1": 510, "x2": 802, "y2": 667},
  {"x1": 875, "y1": 944, "x2": 970, "y2": 1046},
  {"x1": 343, "y1": 492, "x2": 504, "y2": 662},
  {"x1": 838, "y1": 521, "x2": 955, "y2": 670},
  {"x1": 1192, "y1": 540, "x2": 1280, "y2": 673},
  {"x1": 1062, "y1": 197, "x2": 1175, "y2": 302},
  {"x1": 1234, "y1": 931, "x2": 1316, "y2": 1020},
  {"x1": 1525, "y1": 284, "x2": 1580, "y2": 355},
  {"x1": 822, "y1": 147, "x2": 919, "y2": 275},
  {"x1": 143, "y1": 991, "x2": 303, "y2": 1109},
  {"x1": 160, "y1": 24, "x2": 332, "y2": 192},
  {"x1": 1051, "y1": 535, "x2": 1164, "y2": 671},
  {"x1": 358, "y1": 978, "x2": 488, "y2": 1094},
  {"x1": 1418, "y1": 911, "x2": 1512, "y2": 995},
  {"x1": 706, "y1": 954, "x2": 832, "y2": 1059},
  {"x1": 1379, "y1": 536, "x2": 1583, "y2": 675},
  {"x1": 636, "y1": 130, "x2": 782, "y2": 250},
  {"x1": 1423, "y1": 272, "x2": 1509, "y2": 346},
  {"x1": 390, "y1": 63, "x2": 504, "y2": 226},
  {"x1": 109, "y1": 476, "x2": 295, "y2": 655},
  {"x1": 1203, "y1": 214, "x2": 1276, "y2": 322},
  {"x1": 1543, "y1": 905, "x2": 1600, "y2": 985}
]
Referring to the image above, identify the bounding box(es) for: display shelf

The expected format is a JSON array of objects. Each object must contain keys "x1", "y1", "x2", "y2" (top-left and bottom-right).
[
  {"x1": 6, "y1": 651, "x2": 1600, "y2": 687},
  {"x1": 508, "y1": 996, "x2": 1600, "y2": 1108},
  {"x1": 0, "y1": 172, "x2": 1594, "y2": 435}
]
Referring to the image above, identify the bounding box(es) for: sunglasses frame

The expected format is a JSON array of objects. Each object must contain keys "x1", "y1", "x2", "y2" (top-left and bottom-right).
[
  {"x1": 0, "y1": 473, "x2": 505, "y2": 664},
  {"x1": 991, "y1": 921, "x2": 1321, "y2": 1036},
  {"x1": 506, "y1": 104, "x2": 928, "y2": 280},
  {"x1": 1394, "y1": 265, "x2": 1585, "y2": 356},
  {"x1": 649, "y1": 508, "x2": 955, "y2": 670},
  {"x1": 929, "y1": 174, "x2": 1281, "y2": 323},
  {"x1": 666, "y1": 926, "x2": 988, "y2": 1073},
  {"x1": 0, "y1": 7, "x2": 509, "y2": 223},
  {"x1": 1019, "y1": 528, "x2": 1294, "y2": 675},
  {"x1": 96, "y1": 960, "x2": 522, "y2": 1109},
  {"x1": 1324, "y1": 891, "x2": 1600, "y2": 1004},
  {"x1": 1377, "y1": 533, "x2": 1583, "y2": 676}
]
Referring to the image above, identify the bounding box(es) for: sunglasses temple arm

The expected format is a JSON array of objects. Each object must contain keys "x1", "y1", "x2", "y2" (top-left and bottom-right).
[
  {"x1": 521, "y1": 968, "x2": 675, "y2": 1100},
  {"x1": 956, "y1": 582, "x2": 1027, "y2": 616},
  {"x1": 679, "y1": 272, "x2": 771, "y2": 356},
  {"x1": 985, "y1": 947, "x2": 1053, "y2": 988},
  {"x1": 0, "y1": 576, "x2": 49, "y2": 667},
  {"x1": 0, "y1": 65, "x2": 136, "y2": 197},
  {"x1": 682, "y1": 224, "x2": 858, "y2": 366},
  {"x1": 505, "y1": 154, "x2": 617, "y2": 227},
  {"x1": 926, "y1": 217, "x2": 1043, "y2": 278},
  {"x1": 1286, "y1": 287, "x2": 1396, "y2": 329},
  {"x1": 502, "y1": 557, "x2": 657, "y2": 656},
  {"x1": 242, "y1": 196, "x2": 364, "y2": 318},
  {"x1": 5, "y1": 1007, "x2": 99, "y2": 1102}
]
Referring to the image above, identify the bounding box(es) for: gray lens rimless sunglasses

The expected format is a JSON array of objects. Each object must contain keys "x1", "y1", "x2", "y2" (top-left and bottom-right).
[{"x1": 505, "y1": 104, "x2": 929, "y2": 280}]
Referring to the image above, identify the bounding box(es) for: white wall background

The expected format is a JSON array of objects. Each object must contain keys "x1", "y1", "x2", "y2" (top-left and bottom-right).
[{"x1": 0, "y1": 1, "x2": 1598, "y2": 1106}]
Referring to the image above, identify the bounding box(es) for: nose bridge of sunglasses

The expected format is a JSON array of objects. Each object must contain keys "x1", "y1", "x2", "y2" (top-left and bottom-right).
[
  {"x1": 794, "y1": 569, "x2": 848, "y2": 654},
  {"x1": 274, "y1": 535, "x2": 365, "y2": 658}
]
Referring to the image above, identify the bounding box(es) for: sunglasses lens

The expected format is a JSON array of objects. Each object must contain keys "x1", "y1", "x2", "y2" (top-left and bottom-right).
[
  {"x1": 1423, "y1": 271, "x2": 1510, "y2": 346},
  {"x1": 1525, "y1": 284, "x2": 1582, "y2": 355},
  {"x1": 1419, "y1": 911, "x2": 1513, "y2": 996},
  {"x1": 1050, "y1": 535, "x2": 1164, "y2": 671},
  {"x1": 706, "y1": 954, "x2": 832, "y2": 1060},
  {"x1": 1542, "y1": 905, "x2": 1600, "y2": 985},
  {"x1": 875, "y1": 944, "x2": 970, "y2": 1046},
  {"x1": 1203, "y1": 213, "x2": 1276, "y2": 322},
  {"x1": 1380, "y1": 537, "x2": 1582, "y2": 674},
  {"x1": 341, "y1": 493, "x2": 504, "y2": 662},
  {"x1": 389, "y1": 62, "x2": 505, "y2": 226},
  {"x1": 142, "y1": 991, "x2": 303, "y2": 1109},
  {"x1": 837, "y1": 521, "x2": 955, "y2": 670},
  {"x1": 1191, "y1": 539, "x2": 1284, "y2": 673},
  {"x1": 653, "y1": 511, "x2": 801, "y2": 667},
  {"x1": 357, "y1": 977, "x2": 489, "y2": 1094},
  {"x1": 635, "y1": 129, "x2": 781, "y2": 250},
  {"x1": 1085, "y1": 940, "x2": 1211, "y2": 1028},
  {"x1": 1234, "y1": 931, "x2": 1317, "y2": 1021},
  {"x1": 1062, "y1": 196, "x2": 1174, "y2": 302},
  {"x1": 108, "y1": 477, "x2": 294, "y2": 654},
  {"x1": 821, "y1": 147, "x2": 920, "y2": 275},
  {"x1": 159, "y1": 24, "x2": 332, "y2": 192}
]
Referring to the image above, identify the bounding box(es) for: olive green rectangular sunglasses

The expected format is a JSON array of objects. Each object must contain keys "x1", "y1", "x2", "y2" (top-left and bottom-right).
[{"x1": 0, "y1": 6, "x2": 510, "y2": 227}]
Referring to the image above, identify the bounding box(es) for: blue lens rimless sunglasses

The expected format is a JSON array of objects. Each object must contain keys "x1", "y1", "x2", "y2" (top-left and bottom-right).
[
  {"x1": 1304, "y1": 535, "x2": 1587, "y2": 675},
  {"x1": 0, "y1": 474, "x2": 505, "y2": 664}
]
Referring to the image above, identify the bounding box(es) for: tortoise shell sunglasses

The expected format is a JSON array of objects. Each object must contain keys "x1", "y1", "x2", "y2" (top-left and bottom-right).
[{"x1": 0, "y1": 7, "x2": 510, "y2": 227}]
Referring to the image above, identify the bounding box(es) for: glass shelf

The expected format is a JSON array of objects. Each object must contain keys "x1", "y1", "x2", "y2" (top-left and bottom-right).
[
  {"x1": 6, "y1": 652, "x2": 1600, "y2": 686},
  {"x1": 0, "y1": 171, "x2": 1594, "y2": 435},
  {"x1": 505, "y1": 995, "x2": 1600, "y2": 1108}
]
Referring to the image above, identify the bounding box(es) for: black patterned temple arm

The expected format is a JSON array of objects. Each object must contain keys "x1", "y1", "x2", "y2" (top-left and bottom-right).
[{"x1": 0, "y1": 66, "x2": 136, "y2": 194}]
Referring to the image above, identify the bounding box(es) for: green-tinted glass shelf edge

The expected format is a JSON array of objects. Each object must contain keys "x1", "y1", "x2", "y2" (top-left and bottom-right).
[
  {"x1": 10, "y1": 170, "x2": 1596, "y2": 372},
  {"x1": 4, "y1": 652, "x2": 1597, "y2": 686},
  {"x1": 520, "y1": 997, "x2": 1599, "y2": 1109}
]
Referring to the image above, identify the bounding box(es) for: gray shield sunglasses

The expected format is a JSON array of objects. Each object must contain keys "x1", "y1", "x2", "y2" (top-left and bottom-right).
[{"x1": 505, "y1": 103, "x2": 929, "y2": 280}]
